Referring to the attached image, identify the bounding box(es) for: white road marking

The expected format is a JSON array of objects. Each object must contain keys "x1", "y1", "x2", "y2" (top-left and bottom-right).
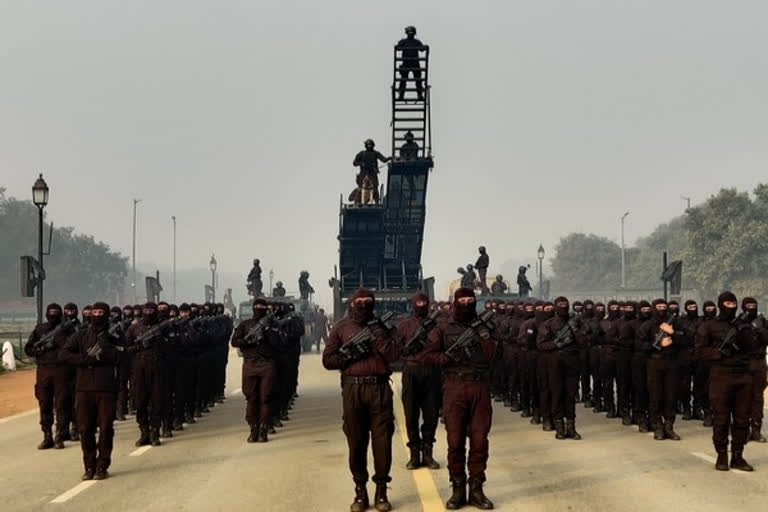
[
  {"x1": 0, "y1": 409, "x2": 37, "y2": 424},
  {"x1": 50, "y1": 481, "x2": 98, "y2": 503},
  {"x1": 129, "y1": 446, "x2": 152, "y2": 457}
]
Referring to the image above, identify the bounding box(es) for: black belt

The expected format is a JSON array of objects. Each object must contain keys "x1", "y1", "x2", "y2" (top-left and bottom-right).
[
  {"x1": 341, "y1": 375, "x2": 389, "y2": 385},
  {"x1": 444, "y1": 371, "x2": 489, "y2": 382}
]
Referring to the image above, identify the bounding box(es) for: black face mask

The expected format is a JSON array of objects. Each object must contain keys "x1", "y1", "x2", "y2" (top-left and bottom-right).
[
  {"x1": 46, "y1": 312, "x2": 62, "y2": 326},
  {"x1": 595, "y1": 308, "x2": 605, "y2": 318},
  {"x1": 252, "y1": 307, "x2": 267, "y2": 321},
  {"x1": 654, "y1": 308, "x2": 668, "y2": 321},
  {"x1": 413, "y1": 304, "x2": 429, "y2": 319},
  {"x1": 719, "y1": 306, "x2": 737, "y2": 321},
  {"x1": 582, "y1": 307, "x2": 594, "y2": 319},
  {"x1": 686, "y1": 308, "x2": 698, "y2": 319},
  {"x1": 143, "y1": 311, "x2": 157, "y2": 325},
  {"x1": 639, "y1": 309, "x2": 652, "y2": 321},
  {"x1": 453, "y1": 301, "x2": 477, "y2": 324},
  {"x1": 624, "y1": 309, "x2": 636, "y2": 320},
  {"x1": 704, "y1": 308, "x2": 716, "y2": 319},
  {"x1": 608, "y1": 308, "x2": 620, "y2": 320},
  {"x1": 91, "y1": 314, "x2": 108, "y2": 329},
  {"x1": 555, "y1": 305, "x2": 569, "y2": 319},
  {"x1": 744, "y1": 307, "x2": 758, "y2": 321}
]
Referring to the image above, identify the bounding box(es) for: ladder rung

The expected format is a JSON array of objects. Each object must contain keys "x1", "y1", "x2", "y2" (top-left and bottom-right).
[
  {"x1": 393, "y1": 118, "x2": 426, "y2": 123},
  {"x1": 394, "y1": 107, "x2": 425, "y2": 112}
]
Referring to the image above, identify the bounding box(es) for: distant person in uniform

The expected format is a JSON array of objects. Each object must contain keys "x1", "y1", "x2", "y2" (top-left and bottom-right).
[
  {"x1": 517, "y1": 266, "x2": 533, "y2": 297},
  {"x1": 399, "y1": 131, "x2": 420, "y2": 160},
  {"x1": 458, "y1": 264, "x2": 476, "y2": 291},
  {"x1": 272, "y1": 281, "x2": 286, "y2": 297},
  {"x1": 491, "y1": 275, "x2": 508, "y2": 296},
  {"x1": 396, "y1": 26, "x2": 425, "y2": 101},
  {"x1": 353, "y1": 139, "x2": 390, "y2": 204},
  {"x1": 247, "y1": 259, "x2": 263, "y2": 297},
  {"x1": 298, "y1": 271, "x2": 315, "y2": 300},
  {"x1": 475, "y1": 246, "x2": 490, "y2": 296}
]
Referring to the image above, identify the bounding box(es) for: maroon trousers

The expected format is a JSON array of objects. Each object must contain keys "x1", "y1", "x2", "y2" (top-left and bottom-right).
[
  {"x1": 709, "y1": 365, "x2": 752, "y2": 452},
  {"x1": 132, "y1": 357, "x2": 165, "y2": 430},
  {"x1": 34, "y1": 366, "x2": 72, "y2": 434},
  {"x1": 76, "y1": 391, "x2": 116, "y2": 471},
  {"x1": 242, "y1": 360, "x2": 275, "y2": 425},
  {"x1": 443, "y1": 375, "x2": 492, "y2": 482},
  {"x1": 341, "y1": 380, "x2": 394, "y2": 485}
]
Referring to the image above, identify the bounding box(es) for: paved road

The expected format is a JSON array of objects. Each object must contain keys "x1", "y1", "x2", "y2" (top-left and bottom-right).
[{"x1": 1, "y1": 352, "x2": 767, "y2": 511}]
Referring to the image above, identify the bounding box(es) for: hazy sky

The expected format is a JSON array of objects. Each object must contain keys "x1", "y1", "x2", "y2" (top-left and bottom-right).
[{"x1": 2, "y1": 1, "x2": 767, "y2": 308}]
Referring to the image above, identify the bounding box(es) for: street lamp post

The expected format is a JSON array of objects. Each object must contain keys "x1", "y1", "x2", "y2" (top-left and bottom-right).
[
  {"x1": 132, "y1": 199, "x2": 142, "y2": 303},
  {"x1": 32, "y1": 174, "x2": 49, "y2": 325},
  {"x1": 621, "y1": 211, "x2": 630, "y2": 288},
  {"x1": 269, "y1": 269, "x2": 274, "y2": 296},
  {"x1": 171, "y1": 216, "x2": 177, "y2": 302},
  {"x1": 210, "y1": 254, "x2": 217, "y2": 303},
  {"x1": 681, "y1": 196, "x2": 691, "y2": 210},
  {"x1": 537, "y1": 244, "x2": 545, "y2": 298}
]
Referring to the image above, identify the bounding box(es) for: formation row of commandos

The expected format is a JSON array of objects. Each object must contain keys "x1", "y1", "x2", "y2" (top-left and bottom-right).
[
  {"x1": 25, "y1": 300, "x2": 234, "y2": 480},
  {"x1": 324, "y1": 287, "x2": 767, "y2": 511}
]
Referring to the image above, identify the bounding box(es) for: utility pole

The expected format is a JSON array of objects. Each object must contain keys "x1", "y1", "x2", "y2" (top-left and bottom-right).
[
  {"x1": 172, "y1": 215, "x2": 177, "y2": 302},
  {"x1": 132, "y1": 199, "x2": 141, "y2": 303},
  {"x1": 621, "y1": 212, "x2": 630, "y2": 288},
  {"x1": 681, "y1": 196, "x2": 691, "y2": 210},
  {"x1": 662, "y1": 251, "x2": 669, "y2": 302}
]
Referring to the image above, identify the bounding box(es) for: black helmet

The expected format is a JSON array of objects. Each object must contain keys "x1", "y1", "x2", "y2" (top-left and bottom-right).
[
  {"x1": 405, "y1": 26, "x2": 416, "y2": 35},
  {"x1": 364, "y1": 139, "x2": 375, "y2": 148}
]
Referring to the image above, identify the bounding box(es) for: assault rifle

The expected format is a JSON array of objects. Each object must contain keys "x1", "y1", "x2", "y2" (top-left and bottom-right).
[
  {"x1": 718, "y1": 312, "x2": 750, "y2": 358},
  {"x1": 445, "y1": 310, "x2": 496, "y2": 362},
  {"x1": 404, "y1": 310, "x2": 441, "y2": 356},
  {"x1": 243, "y1": 311, "x2": 276, "y2": 346},
  {"x1": 33, "y1": 319, "x2": 76, "y2": 354},
  {"x1": 134, "y1": 318, "x2": 176, "y2": 350},
  {"x1": 553, "y1": 315, "x2": 582, "y2": 349},
  {"x1": 652, "y1": 313, "x2": 678, "y2": 351},
  {"x1": 339, "y1": 312, "x2": 397, "y2": 362}
]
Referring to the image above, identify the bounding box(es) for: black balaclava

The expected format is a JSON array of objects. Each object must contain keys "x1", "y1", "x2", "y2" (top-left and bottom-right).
[
  {"x1": 669, "y1": 300, "x2": 680, "y2": 317},
  {"x1": 607, "y1": 300, "x2": 620, "y2": 320},
  {"x1": 684, "y1": 300, "x2": 698, "y2": 320},
  {"x1": 638, "y1": 300, "x2": 652, "y2": 321},
  {"x1": 143, "y1": 302, "x2": 158, "y2": 325},
  {"x1": 624, "y1": 301, "x2": 637, "y2": 320},
  {"x1": 703, "y1": 300, "x2": 716, "y2": 320},
  {"x1": 46, "y1": 303, "x2": 63, "y2": 326},
  {"x1": 252, "y1": 299, "x2": 268, "y2": 321},
  {"x1": 718, "y1": 292, "x2": 738, "y2": 322},
  {"x1": 582, "y1": 300, "x2": 595, "y2": 319},
  {"x1": 595, "y1": 302, "x2": 606, "y2": 320},
  {"x1": 742, "y1": 297, "x2": 758, "y2": 321},
  {"x1": 91, "y1": 302, "x2": 110, "y2": 330},
  {"x1": 554, "y1": 296, "x2": 570, "y2": 319},
  {"x1": 651, "y1": 298, "x2": 668, "y2": 321},
  {"x1": 63, "y1": 302, "x2": 79, "y2": 322}
]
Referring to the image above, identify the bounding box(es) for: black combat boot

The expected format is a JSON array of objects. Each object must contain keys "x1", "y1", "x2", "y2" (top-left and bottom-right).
[
  {"x1": 445, "y1": 478, "x2": 467, "y2": 510},
  {"x1": 173, "y1": 418, "x2": 184, "y2": 431},
  {"x1": 194, "y1": 407, "x2": 203, "y2": 418},
  {"x1": 592, "y1": 400, "x2": 604, "y2": 414},
  {"x1": 493, "y1": 392, "x2": 504, "y2": 403},
  {"x1": 161, "y1": 425, "x2": 173, "y2": 438},
  {"x1": 93, "y1": 467, "x2": 109, "y2": 480},
  {"x1": 135, "y1": 427, "x2": 150, "y2": 447},
  {"x1": 406, "y1": 446, "x2": 421, "y2": 470},
  {"x1": 185, "y1": 411, "x2": 196, "y2": 424},
  {"x1": 116, "y1": 410, "x2": 126, "y2": 421},
  {"x1": 621, "y1": 409, "x2": 632, "y2": 426},
  {"x1": 509, "y1": 399, "x2": 522, "y2": 412},
  {"x1": 520, "y1": 407, "x2": 532, "y2": 418},
  {"x1": 638, "y1": 412, "x2": 650, "y2": 433},
  {"x1": 373, "y1": 483, "x2": 392, "y2": 512},
  {"x1": 350, "y1": 485, "x2": 369, "y2": 512},
  {"x1": 81, "y1": 468, "x2": 95, "y2": 481},
  {"x1": 268, "y1": 423, "x2": 277, "y2": 435},
  {"x1": 692, "y1": 406, "x2": 704, "y2": 420},
  {"x1": 530, "y1": 408, "x2": 541, "y2": 425},
  {"x1": 38, "y1": 429, "x2": 54, "y2": 450},
  {"x1": 554, "y1": 419, "x2": 566, "y2": 440},
  {"x1": 468, "y1": 478, "x2": 494, "y2": 510},
  {"x1": 730, "y1": 451, "x2": 754, "y2": 472},
  {"x1": 257, "y1": 424, "x2": 269, "y2": 443},
  {"x1": 566, "y1": 419, "x2": 582, "y2": 440},
  {"x1": 542, "y1": 417, "x2": 553, "y2": 431},
  {"x1": 150, "y1": 428, "x2": 162, "y2": 446},
  {"x1": 503, "y1": 393, "x2": 512, "y2": 407},
  {"x1": 54, "y1": 431, "x2": 65, "y2": 449},
  {"x1": 247, "y1": 425, "x2": 258, "y2": 443},
  {"x1": 605, "y1": 404, "x2": 617, "y2": 419},
  {"x1": 653, "y1": 421, "x2": 665, "y2": 441},
  {"x1": 702, "y1": 410, "x2": 713, "y2": 427},
  {"x1": 664, "y1": 418, "x2": 681, "y2": 440},
  {"x1": 280, "y1": 410, "x2": 290, "y2": 421},
  {"x1": 749, "y1": 421, "x2": 767, "y2": 443},
  {"x1": 682, "y1": 405, "x2": 693, "y2": 421},
  {"x1": 422, "y1": 443, "x2": 440, "y2": 469},
  {"x1": 715, "y1": 451, "x2": 729, "y2": 471},
  {"x1": 583, "y1": 393, "x2": 592, "y2": 409}
]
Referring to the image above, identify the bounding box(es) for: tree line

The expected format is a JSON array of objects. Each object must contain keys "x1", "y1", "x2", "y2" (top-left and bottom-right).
[
  {"x1": 0, "y1": 187, "x2": 128, "y2": 308},
  {"x1": 550, "y1": 184, "x2": 768, "y2": 299}
]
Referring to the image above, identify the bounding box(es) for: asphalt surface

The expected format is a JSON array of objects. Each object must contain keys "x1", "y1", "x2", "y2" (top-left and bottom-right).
[{"x1": 1, "y1": 352, "x2": 767, "y2": 511}]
